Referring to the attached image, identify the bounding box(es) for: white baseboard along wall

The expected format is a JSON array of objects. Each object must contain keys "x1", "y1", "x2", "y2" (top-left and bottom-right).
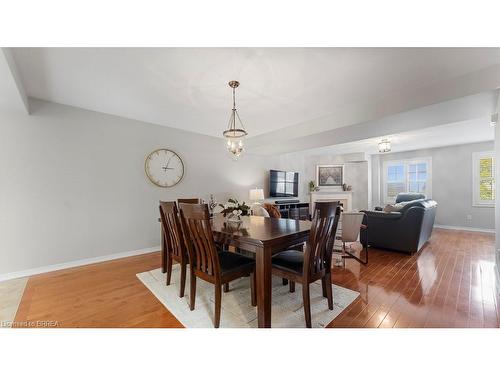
[{"x1": 0, "y1": 246, "x2": 160, "y2": 282}]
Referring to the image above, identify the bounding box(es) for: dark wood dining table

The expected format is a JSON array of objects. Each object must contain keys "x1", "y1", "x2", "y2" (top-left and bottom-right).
[{"x1": 161, "y1": 214, "x2": 311, "y2": 328}]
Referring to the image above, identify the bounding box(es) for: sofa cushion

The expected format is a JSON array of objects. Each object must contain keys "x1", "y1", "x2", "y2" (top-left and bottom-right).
[
  {"x1": 395, "y1": 193, "x2": 426, "y2": 203},
  {"x1": 383, "y1": 201, "x2": 409, "y2": 212},
  {"x1": 398, "y1": 198, "x2": 432, "y2": 214}
]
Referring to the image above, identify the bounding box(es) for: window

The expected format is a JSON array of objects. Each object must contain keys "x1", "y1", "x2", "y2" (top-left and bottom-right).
[
  {"x1": 472, "y1": 151, "x2": 495, "y2": 207},
  {"x1": 383, "y1": 158, "x2": 432, "y2": 203}
]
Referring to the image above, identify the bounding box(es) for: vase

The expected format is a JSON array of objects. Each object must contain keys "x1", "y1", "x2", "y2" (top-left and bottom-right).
[{"x1": 226, "y1": 213, "x2": 242, "y2": 223}]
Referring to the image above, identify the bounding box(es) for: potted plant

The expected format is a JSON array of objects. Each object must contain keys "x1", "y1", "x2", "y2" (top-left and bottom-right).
[
  {"x1": 309, "y1": 180, "x2": 319, "y2": 192},
  {"x1": 219, "y1": 198, "x2": 250, "y2": 222}
]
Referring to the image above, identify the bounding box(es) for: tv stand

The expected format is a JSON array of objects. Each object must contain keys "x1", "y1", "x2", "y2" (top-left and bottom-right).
[{"x1": 273, "y1": 201, "x2": 309, "y2": 220}]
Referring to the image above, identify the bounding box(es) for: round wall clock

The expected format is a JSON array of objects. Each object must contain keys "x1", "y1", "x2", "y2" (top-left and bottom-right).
[{"x1": 145, "y1": 149, "x2": 184, "y2": 188}]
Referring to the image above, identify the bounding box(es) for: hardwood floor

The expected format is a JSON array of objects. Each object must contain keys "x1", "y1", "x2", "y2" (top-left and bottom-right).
[{"x1": 13, "y1": 228, "x2": 499, "y2": 328}]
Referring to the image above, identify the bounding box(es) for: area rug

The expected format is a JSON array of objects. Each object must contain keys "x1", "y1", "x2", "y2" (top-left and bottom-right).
[
  {"x1": 137, "y1": 266, "x2": 359, "y2": 328},
  {"x1": 0, "y1": 277, "x2": 28, "y2": 328}
]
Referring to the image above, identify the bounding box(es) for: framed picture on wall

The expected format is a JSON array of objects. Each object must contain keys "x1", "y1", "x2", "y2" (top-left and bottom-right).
[{"x1": 316, "y1": 164, "x2": 344, "y2": 187}]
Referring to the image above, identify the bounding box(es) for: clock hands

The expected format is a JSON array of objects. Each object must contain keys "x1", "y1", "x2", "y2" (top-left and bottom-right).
[
  {"x1": 162, "y1": 154, "x2": 176, "y2": 173},
  {"x1": 165, "y1": 154, "x2": 174, "y2": 168}
]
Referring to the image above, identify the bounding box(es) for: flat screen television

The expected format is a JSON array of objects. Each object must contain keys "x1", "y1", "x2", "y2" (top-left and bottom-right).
[{"x1": 269, "y1": 170, "x2": 299, "y2": 197}]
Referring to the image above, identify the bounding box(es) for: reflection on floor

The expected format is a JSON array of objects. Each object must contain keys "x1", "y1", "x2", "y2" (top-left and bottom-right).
[
  {"x1": 8, "y1": 228, "x2": 500, "y2": 328},
  {"x1": 329, "y1": 228, "x2": 499, "y2": 328}
]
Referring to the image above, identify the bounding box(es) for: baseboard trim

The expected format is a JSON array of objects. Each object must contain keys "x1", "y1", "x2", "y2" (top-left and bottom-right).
[
  {"x1": 434, "y1": 224, "x2": 495, "y2": 234},
  {"x1": 0, "y1": 246, "x2": 160, "y2": 282}
]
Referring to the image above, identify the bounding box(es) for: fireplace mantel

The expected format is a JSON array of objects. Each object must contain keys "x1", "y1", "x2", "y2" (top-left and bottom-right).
[{"x1": 310, "y1": 191, "x2": 353, "y2": 212}]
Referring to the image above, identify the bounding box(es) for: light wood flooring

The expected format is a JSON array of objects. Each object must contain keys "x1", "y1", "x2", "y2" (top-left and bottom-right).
[{"x1": 11, "y1": 228, "x2": 500, "y2": 328}]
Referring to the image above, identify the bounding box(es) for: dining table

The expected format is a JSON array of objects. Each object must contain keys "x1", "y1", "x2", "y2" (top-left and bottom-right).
[{"x1": 161, "y1": 214, "x2": 312, "y2": 328}]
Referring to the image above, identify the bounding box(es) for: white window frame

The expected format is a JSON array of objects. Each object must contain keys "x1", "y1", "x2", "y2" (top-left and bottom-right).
[
  {"x1": 472, "y1": 151, "x2": 495, "y2": 208},
  {"x1": 382, "y1": 157, "x2": 432, "y2": 204}
]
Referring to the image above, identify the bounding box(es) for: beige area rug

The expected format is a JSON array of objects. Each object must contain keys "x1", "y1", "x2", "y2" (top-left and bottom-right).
[
  {"x1": 137, "y1": 266, "x2": 359, "y2": 328},
  {"x1": 0, "y1": 277, "x2": 28, "y2": 328}
]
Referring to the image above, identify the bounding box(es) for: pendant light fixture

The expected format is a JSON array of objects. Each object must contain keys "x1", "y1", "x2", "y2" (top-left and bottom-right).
[{"x1": 223, "y1": 80, "x2": 247, "y2": 160}]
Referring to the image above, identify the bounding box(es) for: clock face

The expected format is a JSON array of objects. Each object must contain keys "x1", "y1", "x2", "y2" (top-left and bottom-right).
[{"x1": 145, "y1": 149, "x2": 184, "y2": 188}]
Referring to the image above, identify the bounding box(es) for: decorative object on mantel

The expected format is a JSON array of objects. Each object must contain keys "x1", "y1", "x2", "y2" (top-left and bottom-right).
[
  {"x1": 144, "y1": 149, "x2": 184, "y2": 188},
  {"x1": 342, "y1": 183, "x2": 352, "y2": 191},
  {"x1": 378, "y1": 139, "x2": 391, "y2": 153},
  {"x1": 308, "y1": 180, "x2": 319, "y2": 192},
  {"x1": 316, "y1": 164, "x2": 344, "y2": 187},
  {"x1": 223, "y1": 80, "x2": 247, "y2": 160},
  {"x1": 219, "y1": 198, "x2": 250, "y2": 222}
]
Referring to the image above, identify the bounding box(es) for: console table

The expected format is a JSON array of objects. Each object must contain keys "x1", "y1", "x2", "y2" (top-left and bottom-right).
[{"x1": 273, "y1": 202, "x2": 309, "y2": 220}]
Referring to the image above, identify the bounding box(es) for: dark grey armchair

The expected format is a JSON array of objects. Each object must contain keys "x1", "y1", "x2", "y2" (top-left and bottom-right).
[{"x1": 361, "y1": 193, "x2": 437, "y2": 254}]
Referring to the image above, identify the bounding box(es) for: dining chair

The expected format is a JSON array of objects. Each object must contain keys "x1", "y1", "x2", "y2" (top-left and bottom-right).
[
  {"x1": 282, "y1": 201, "x2": 340, "y2": 285},
  {"x1": 271, "y1": 201, "x2": 341, "y2": 327},
  {"x1": 159, "y1": 201, "x2": 189, "y2": 297},
  {"x1": 177, "y1": 198, "x2": 202, "y2": 204},
  {"x1": 334, "y1": 212, "x2": 368, "y2": 266},
  {"x1": 262, "y1": 203, "x2": 281, "y2": 218},
  {"x1": 179, "y1": 203, "x2": 257, "y2": 328}
]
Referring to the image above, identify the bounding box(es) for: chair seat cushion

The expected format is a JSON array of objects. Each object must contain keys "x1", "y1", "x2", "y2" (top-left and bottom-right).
[
  {"x1": 219, "y1": 251, "x2": 255, "y2": 274},
  {"x1": 272, "y1": 250, "x2": 304, "y2": 274}
]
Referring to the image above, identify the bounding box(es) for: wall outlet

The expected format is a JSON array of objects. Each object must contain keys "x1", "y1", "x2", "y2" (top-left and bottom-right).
[{"x1": 466, "y1": 214, "x2": 472, "y2": 222}]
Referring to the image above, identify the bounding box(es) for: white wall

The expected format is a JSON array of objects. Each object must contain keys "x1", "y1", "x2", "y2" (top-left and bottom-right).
[
  {"x1": 0, "y1": 99, "x2": 275, "y2": 276},
  {"x1": 274, "y1": 152, "x2": 369, "y2": 211},
  {"x1": 373, "y1": 141, "x2": 495, "y2": 230}
]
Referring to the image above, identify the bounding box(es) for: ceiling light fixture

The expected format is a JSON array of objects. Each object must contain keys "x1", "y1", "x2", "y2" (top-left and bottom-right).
[
  {"x1": 378, "y1": 139, "x2": 391, "y2": 153},
  {"x1": 491, "y1": 113, "x2": 498, "y2": 127},
  {"x1": 223, "y1": 80, "x2": 247, "y2": 160}
]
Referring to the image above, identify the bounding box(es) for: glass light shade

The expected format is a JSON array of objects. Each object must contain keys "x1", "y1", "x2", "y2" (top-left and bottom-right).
[
  {"x1": 249, "y1": 188, "x2": 264, "y2": 202},
  {"x1": 491, "y1": 113, "x2": 498, "y2": 127},
  {"x1": 226, "y1": 138, "x2": 244, "y2": 160},
  {"x1": 378, "y1": 139, "x2": 391, "y2": 153}
]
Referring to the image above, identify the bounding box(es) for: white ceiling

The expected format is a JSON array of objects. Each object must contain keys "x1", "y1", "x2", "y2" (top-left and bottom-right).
[
  {"x1": 299, "y1": 117, "x2": 494, "y2": 157},
  {"x1": 11, "y1": 48, "x2": 500, "y2": 138}
]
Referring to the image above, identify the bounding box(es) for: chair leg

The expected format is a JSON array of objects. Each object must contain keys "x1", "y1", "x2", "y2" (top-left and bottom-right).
[
  {"x1": 289, "y1": 281, "x2": 295, "y2": 293},
  {"x1": 321, "y1": 277, "x2": 327, "y2": 298},
  {"x1": 214, "y1": 284, "x2": 222, "y2": 328},
  {"x1": 189, "y1": 269, "x2": 196, "y2": 311},
  {"x1": 224, "y1": 283, "x2": 229, "y2": 293},
  {"x1": 251, "y1": 272, "x2": 257, "y2": 307},
  {"x1": 282, "y1": 278, "x2": 288, "y2": 285},
  {"x1": 302, "y1": 283, "x2": 312, "y2": 328},
  {"x1": 166, "y1": 253, "x2": 173, "y2": 286},
  {"x1": 179, "y1": 261, "x2": 187, "y2": 298},
  {"x1": 324, "y1": 274, "x2": 333, "y2": 310}
]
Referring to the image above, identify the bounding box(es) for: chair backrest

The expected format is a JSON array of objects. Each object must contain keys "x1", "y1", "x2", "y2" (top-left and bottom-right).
[
  {"x1": 251, "y1": 204, "x2": 270, "y2": 217},
  {"x1": 313, "y1": 200, "x2": 340, "y2": 219},
  {"x1": 304, "y1": 201, "x2": 341, "y2": 277},
  {"x1": 179, "y1": 203, "x2": 221, "y2": 279},
  {"x1": 314, "y1": 201, "x2": 340, "y2": 252},
  {"x1": 159, "y1": 201, "x2": 187, "y2": 260},
  {"x1": 262, "y1": 203, "x2": 281, "y2": 218},
  {"x1": 178, "y1": 198, "x2": 202, "y2": 204},
  {"x1": 341, "y1": 212, "x2": 365, "y2": 242}
]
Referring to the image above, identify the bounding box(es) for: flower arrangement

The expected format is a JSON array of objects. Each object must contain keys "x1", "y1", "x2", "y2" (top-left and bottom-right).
[{"x1": 219, "y1": 198, "x2": 250, "y2": 221}]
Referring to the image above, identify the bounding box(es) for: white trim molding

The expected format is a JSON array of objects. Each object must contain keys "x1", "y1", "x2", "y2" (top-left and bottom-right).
[
  {"x1": 434, "y1": 224, "x2": 495, "y2": 234},
  {"x1": 0, "y1": 246, "x2": 160, "y2": 282}
]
